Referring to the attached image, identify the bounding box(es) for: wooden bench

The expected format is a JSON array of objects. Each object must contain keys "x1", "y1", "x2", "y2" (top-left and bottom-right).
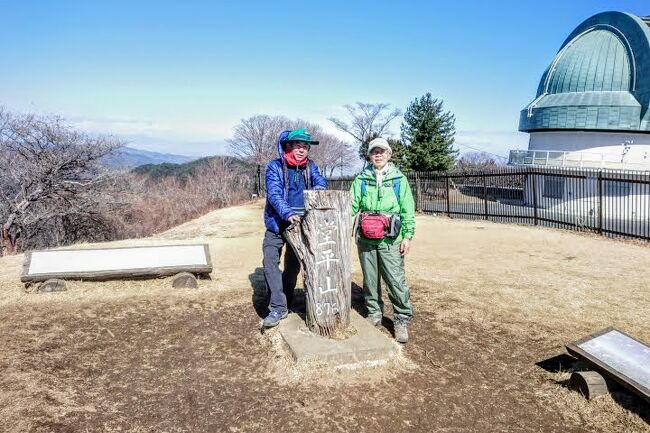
[
  {"x1": 566, "y1": 327, "x2": 650, "y2": 403},
  {"x1": 22, "y1": 244, "x2": 212, "y2": 291}
]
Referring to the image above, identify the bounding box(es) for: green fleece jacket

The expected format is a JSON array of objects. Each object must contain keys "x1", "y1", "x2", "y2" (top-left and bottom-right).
[{"x1": 350, "y1": 163, "x2": 416, "y2": 245}]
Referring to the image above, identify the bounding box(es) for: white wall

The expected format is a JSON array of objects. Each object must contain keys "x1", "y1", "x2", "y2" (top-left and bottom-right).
[{"x1": 528, "y1": 131, "x2": 650, "y2": 168}]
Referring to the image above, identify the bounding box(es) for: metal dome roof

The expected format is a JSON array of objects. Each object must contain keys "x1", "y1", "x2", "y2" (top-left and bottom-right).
[
  {"x1": 545, "y1": 29, "x2": 631, "y2": 94},
  {"x1": 520, "y1": 11, "x2": 650, "y2": 133}
]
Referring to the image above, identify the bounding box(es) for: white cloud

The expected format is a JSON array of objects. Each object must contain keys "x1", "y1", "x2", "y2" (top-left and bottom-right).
[
  {"x1": 66, "y1": 115, "x2": 235, "y2": 156},
  {"x1": 63, "y1": 112, "x2": 530, "y2": 160},
  {"x1": 69, "y1": 115, "x2": 234, "y2": 139}
]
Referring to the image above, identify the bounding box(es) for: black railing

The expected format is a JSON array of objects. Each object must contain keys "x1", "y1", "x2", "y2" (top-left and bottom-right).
[{"x1": 328, "y1": 166, "x2": 650, "y2": 242}]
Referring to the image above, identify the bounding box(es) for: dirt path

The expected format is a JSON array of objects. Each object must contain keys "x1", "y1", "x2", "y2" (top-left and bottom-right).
[{"x1": 1, "y1": 201, "x2": 649, "y2": 432}]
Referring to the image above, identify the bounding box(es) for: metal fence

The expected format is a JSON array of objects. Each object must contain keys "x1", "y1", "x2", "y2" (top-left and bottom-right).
[{"x1": 327, "y1": 166, "x2": 650, "y2": 242}]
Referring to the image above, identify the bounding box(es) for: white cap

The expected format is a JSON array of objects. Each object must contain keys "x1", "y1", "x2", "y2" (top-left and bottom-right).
[{"x1": 367, "y1": 137, "x2": 392, "y2": 155}]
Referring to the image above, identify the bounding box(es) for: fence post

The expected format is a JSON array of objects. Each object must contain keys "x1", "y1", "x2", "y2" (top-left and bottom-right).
[
  {"x1": 415, "y1": 172, "x2": 421, "y2": 212},
  {"x1": 445, "y1": 176, "x2": 451, "y2": 217},
  {"x1": 482, "y1": 174, "x2": 488, "y2": 220},
  {"x1": 597, "y1": 170, "x2": 603, "y2": 235},
  {"x1": 532, "y1": 174, "x2": 539, "y2": 226}
]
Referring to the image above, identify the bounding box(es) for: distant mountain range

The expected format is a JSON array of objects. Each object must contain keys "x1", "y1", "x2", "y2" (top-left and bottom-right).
[
  {"x1": 102, "y1": 146, "x2": 197, "y2": 169},
  {"x1": 133, "y1": 155, "x2": 256, "y2": 179}
]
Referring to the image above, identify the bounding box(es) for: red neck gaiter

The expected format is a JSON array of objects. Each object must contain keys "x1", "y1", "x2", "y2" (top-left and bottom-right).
[{"x1": 284, "y1": 150, "x2": 308, "y2": 167}]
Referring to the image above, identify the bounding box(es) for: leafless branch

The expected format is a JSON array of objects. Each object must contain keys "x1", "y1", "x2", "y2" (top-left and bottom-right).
[
  {"x1": 0, "y1": 109, "x2": 123, "y2": 255},
  {"x1": 328, "y1": 102, "x2": 402, "y2": 160}
]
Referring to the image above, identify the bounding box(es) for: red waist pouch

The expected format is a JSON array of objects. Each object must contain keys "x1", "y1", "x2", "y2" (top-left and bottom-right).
[{"x1": 359, "y1": 212, "x2": 390, "y2": 239}]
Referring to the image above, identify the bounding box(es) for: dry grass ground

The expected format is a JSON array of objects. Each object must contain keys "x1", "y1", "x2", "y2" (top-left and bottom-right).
[{"x1": 1, "y1": 200, "x2": 649, "y2": 432}]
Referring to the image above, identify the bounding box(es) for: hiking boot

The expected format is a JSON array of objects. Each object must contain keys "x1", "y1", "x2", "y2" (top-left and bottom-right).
[
  {"x1": 366, "y1": 315, "x2": 382, "y2": 327},
  {"x1": 394, "y1": 318, "x2": 409, "y2": 343},
  {"x1": 262, "y1": 310, "x2": 288, "y2": 328}
]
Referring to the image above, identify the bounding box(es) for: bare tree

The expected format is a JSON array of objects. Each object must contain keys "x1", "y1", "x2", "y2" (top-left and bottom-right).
[
  {"x1": 286, "y1": 119, "x2": 356, "y2": 177},
  {"x1": 227, "y1": 114, "x2": 289, "y2": 166},
  {"x1": 120, "y1": 157, "x2": 256, "y2": 236},
  {"x1": 228, "y1": 115, "x2": 356, "y2": 177},
  {"x1": 310, "y1": 136, "x2": 356, "y2": 177},
  {"x1": 0, "y1": 109, "x2": 123, "y2": 256},
  {"x1": 456, "y1": 151, "x2": 505, "y2": 171},
  {"x1": 328, "y1": 102, "x2": 402, "y2": 160}
]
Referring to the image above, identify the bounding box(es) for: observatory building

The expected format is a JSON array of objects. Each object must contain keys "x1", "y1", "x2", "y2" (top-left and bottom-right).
[{"x1": 512, "y1": 11, "x2": 650, "y2": 170}]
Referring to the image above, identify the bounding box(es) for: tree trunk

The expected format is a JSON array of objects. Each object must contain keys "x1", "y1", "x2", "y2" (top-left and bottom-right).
[
  {"x1": 2, "y1": 225, "x2": 17, "y2": 256},
  {"x1": 284, "y1": 190, "x2": 352, "y2": 337}
]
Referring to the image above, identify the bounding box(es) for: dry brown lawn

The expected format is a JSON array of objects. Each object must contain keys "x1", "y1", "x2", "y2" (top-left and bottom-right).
[{"x1": 1, "y1": 200, "x2": 649, "y2": 432}]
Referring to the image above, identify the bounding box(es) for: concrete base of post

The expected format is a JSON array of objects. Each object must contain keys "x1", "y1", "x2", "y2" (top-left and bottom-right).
[{"x1": 278, "y1": 311, "x2": 397, "y2": 367}]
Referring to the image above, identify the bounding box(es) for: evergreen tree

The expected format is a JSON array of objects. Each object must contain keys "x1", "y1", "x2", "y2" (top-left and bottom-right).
[
  {"x1": 387, "y1": 137, "x2": 408, "y2": 171},
  {"x1": 400, "y1": 93, "x2": 457, "y2": 171}
]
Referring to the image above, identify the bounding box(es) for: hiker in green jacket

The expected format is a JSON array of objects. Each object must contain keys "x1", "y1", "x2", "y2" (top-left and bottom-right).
[{"x1": 350, "y1": 137, "x2": 415, "y2": 343}]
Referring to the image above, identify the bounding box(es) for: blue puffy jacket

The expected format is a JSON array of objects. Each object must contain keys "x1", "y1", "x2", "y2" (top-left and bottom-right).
[{"x1": 264, "y1": 131, "x2": 328, "y2": 233}]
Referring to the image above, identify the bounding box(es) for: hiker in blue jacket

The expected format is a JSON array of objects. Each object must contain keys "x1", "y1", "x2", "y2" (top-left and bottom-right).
[{"x1": 262, "y1": 128, "x2": 328, "y2": 327}]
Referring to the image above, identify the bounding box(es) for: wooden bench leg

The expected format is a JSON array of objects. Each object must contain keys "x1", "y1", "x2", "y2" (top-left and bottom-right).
[
  {"x1": 171, "y1": 272, "x2": 198, "y2": 289},
  {"x1": 38, "y1": 279, "x2": 67, "y2": 293},
  {"x1": 569, "y1": 371, "x2": 609, "y2": 399}
]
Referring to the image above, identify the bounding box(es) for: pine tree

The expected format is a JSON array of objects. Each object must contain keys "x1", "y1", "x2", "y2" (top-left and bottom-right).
[
  {"x1": 387, "y1": 137, "x2": 408, "y2": 171},
  {"x1": 400, "y1": 93, "x2": 457, "y2": 171}
]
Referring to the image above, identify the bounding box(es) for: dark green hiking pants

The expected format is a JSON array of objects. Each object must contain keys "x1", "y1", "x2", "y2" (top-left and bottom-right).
[{"x1": 357, "y1": 241, "x2": 413, "y2": 320}]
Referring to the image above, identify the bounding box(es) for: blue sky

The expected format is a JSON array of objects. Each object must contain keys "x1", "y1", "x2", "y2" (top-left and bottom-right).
[{"x1": 1, "y1": 1, "x2": 648, "y2": 157}]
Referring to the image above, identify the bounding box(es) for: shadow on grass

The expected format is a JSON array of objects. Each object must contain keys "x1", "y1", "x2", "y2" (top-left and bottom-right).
[
  {"x1": 248, "y1": 267, "x2": 308, "y2": 319},
  {"x1": 536, "y1": 353, "x2": 578, "y2": 375},
  {"x1": 249, "y1": 267, "x2": 269, "y2": 318},
  {"x1": 536, "y1": 353, "x2": 650, "y2": 425},
  {"x1": 609, "y1": 391, "x2": 650, "y2": 425},
  {"x1": 350, "y1": 281, "x2": 367, "y2": 317}
]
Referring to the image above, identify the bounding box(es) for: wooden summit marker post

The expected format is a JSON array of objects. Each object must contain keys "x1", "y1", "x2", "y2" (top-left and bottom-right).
[{"x1": 284, "y1": 190, "x2": 352, "y2": 337}]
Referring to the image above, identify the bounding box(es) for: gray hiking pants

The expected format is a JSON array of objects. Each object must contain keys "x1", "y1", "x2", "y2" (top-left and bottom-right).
[{"x1": 262, "y1": 230, "x2": 300, "y2": 313}]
